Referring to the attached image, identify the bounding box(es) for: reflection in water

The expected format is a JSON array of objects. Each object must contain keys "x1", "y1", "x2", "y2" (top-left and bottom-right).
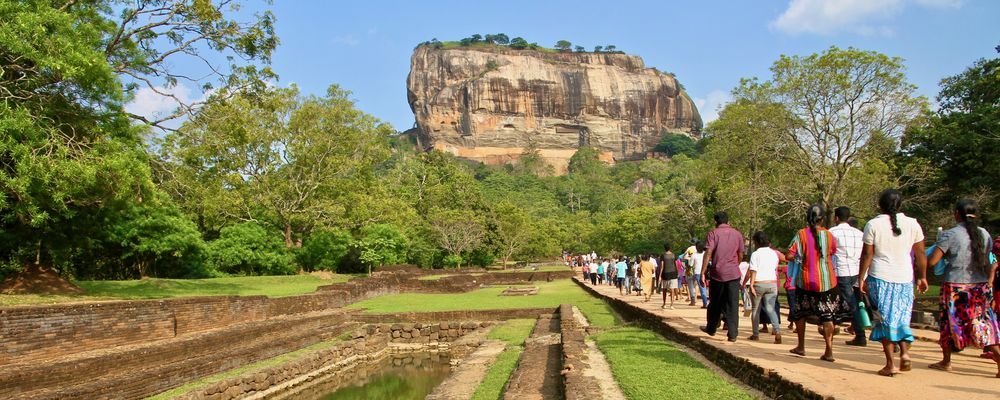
[{"x1": 293, "y1": 353, "x2": 452, "y2": 400}]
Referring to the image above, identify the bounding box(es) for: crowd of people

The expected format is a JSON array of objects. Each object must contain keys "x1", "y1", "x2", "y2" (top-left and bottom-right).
[{"x1": 569, "y1": 189, "x2": 1000, "y2": 379}]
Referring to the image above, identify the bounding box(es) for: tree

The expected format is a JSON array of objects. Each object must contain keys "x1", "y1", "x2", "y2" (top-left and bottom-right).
[
  {"x1": 110, "y1": 194, "x2": 209, "y2": 278},
  {"x1": 745, "y1": 47, "x2": 926, "y2": 219},
  {"x1": 509, "y1": 37, "x2": 529, "y2": 49},
  {"x1": 555, "y1": 40, "x2": 573, "y2": 52},
  {"x1": 654, "y1": 133, "x2": 699, "y2": 158},
  {"x1": 493, "y1": 33, "x2": 510, "y2": 45},
  {"x1": 162, "y1": 85, "x2": 392, "y2": 248},
  {"x1": 354, "y1": 224, "x2": 407, "y2": 276},
  {"x1": 470, "y1": 34, "x2": 483, "y2": 43},
  {"x1": 428, "y1": 208, "x2": 485, "y2": 268},
  {"x1": 606, "y1": 45, "x2": 617, "y2": 52},
  {"x1": 207, "y1": 222, "x2": 294, "y2": 276},
  {"x1": 902, "y1": 46, "x2": 1000, "y2": 224},
  {"x1": 594, "y1": 46, "x2": 603, "y2": 53},
  {"x1": 297, "y1": 228, "x2": 352, "y2": 271},
  {"x1": 490, "y1": 201, "x2": 533, "y2": 269},
  {"x1": 575, "y1": 46, "x2": 586, "y2": 53}
]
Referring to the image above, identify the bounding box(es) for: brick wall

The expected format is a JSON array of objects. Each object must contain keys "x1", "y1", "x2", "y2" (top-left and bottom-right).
[{"x1": 351, "y1": 307, "x2": 555, "y2": 323}]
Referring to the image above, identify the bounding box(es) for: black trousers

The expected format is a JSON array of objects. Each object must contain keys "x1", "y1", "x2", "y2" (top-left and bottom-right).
[{"x1": 706, "y1": 278, "x2": 741, "y2": 340}]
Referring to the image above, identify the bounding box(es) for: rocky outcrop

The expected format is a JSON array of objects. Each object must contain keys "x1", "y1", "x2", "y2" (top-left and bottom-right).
[{"x1": 406, "y1": 46, "x2": 702, "y2": 174}]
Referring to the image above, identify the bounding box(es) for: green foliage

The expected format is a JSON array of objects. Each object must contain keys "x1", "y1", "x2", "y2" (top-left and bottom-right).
[
  {"x1": 354, "y1": 224, "x2": 408, "y2": 275},
  {"x1": 297, "y1": 229, "x2": 352, "y2": 272},
  {"x1": 470, "y1": 347, "x2": 522, "y2": 400},
  {"x1": 487, "y1": 319, "x2": 536, "y2": 345},
  {"x1": 110, "y1": 195, "x2": 209, "y2": 278},
  {"x1": 654, "y1": 133, "x2": 700, "y2": 158},
  {"x1": 554, "y1": 40, "x2": 573, "y2": 52},
  {"x1": 509, "y1": 37, "x2": 529, "y2": 49},
  {"x1": 207, "y1": 223, "x2": 294, "y2": 276}
]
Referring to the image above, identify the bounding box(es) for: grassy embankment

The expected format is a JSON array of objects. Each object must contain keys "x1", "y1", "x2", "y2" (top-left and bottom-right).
[
  {"x1": 354, "y1": 279, "x2": 752, "y2": 399},
  {"x1": 470, "y1": 318, "x2": 535, "y2": 400},
  {"x1": 0, "y1": 274, "x2": 351, "y2": 307}
]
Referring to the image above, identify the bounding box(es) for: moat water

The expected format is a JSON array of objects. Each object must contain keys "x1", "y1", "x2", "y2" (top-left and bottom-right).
[{"x1": 292, "y1": 352, "x2": 452, "y2": 400}]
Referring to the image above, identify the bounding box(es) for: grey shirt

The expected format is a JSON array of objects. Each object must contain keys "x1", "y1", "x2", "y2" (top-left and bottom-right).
[{"x1": 936, "y1": 224, "x2": 992, "y2": 283}]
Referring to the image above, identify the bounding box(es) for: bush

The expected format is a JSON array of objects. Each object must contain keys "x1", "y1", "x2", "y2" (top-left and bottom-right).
[
  {"x1": 443, "y1": 254, "x2": 463, "y2": 268},
  {"x1": 296, "y1": 228, "x2": 352, "y2": 271},
  {"x1": 467, "y1": 248, "x2": 495, "y2": 268},
  {"x1": 207, "y1": 223, "x2": 295, "y2": 275}
]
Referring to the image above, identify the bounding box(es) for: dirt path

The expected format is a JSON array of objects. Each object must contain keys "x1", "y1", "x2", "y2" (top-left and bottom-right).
[
  {"x1": 425, "y1": 339, "x2": 506, "y2": 400},
  {"x1": 570, "y1": 306, "x2": 627, "y2": 400},
  {"x1": 503, "y1": 314, "x2": 564, "y2": 400},
  {"x1": 579, "y1": 277, "x2": 1000, "y2": 400}
]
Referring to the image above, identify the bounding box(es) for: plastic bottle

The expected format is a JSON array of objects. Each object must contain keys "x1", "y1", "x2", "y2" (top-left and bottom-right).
[{"x1": 858, "y1": 302, "x2": 872, "y2": 328}]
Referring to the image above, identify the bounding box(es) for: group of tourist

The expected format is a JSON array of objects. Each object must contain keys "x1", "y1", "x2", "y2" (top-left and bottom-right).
[{"x1": 575, "y1": 189, "x2": 1000, "y2": 379}]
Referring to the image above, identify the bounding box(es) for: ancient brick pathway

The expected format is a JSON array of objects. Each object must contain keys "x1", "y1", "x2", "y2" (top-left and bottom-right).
[
  {"x1": 503, "y1": 313, "x2": 564, "y2": 400},
  {"x1": 578, "y1": 277, "x2": 1000, "y2": 400}
]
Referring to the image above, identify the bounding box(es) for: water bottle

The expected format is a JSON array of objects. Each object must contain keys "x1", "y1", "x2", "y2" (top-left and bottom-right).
[{"x1": 858, "y1": 302, "x2": 872, "y2": 328}]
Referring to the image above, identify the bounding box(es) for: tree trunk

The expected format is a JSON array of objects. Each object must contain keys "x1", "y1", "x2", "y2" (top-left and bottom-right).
[{"x1": 284, "y1": 223, "x2": 293, "y2": 248}]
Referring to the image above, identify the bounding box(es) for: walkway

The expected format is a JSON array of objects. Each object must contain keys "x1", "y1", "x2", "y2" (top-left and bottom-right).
[{"x1": 578, "y1": 278, "x2": 1000, "y2": 400}]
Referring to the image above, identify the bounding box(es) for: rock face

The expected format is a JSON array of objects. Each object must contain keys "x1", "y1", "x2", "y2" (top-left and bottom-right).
[{"x1": 406, "y1": 46, "x2": 702, "y2": 173}]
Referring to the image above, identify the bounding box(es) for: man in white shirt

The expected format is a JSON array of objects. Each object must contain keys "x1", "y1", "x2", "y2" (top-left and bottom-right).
[{"x1": 829, "y1": 206, "x2": 866, "y2": 346}]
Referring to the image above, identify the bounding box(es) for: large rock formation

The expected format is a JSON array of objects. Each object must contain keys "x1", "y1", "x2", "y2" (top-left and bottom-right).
[{"x1": 406, "y1": 46, "x2": 701, "y2": 173}]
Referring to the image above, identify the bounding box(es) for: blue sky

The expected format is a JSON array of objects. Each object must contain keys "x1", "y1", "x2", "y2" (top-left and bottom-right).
[{"x1": 128, "y1": 0, "x2": 1000, "y2": 130}]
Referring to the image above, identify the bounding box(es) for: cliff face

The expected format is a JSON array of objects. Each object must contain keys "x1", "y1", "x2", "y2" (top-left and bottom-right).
[{"x1": 406, "y1": 46, "x2": 702, "y2": 173}]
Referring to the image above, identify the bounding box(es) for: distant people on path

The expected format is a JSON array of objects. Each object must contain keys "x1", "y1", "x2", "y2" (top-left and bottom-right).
[
  {"x1": 926, "y1": 199, "x2": 1000, "y2": 378},
  {"x1": 747, "y1": 231, "x2": 782, "y2": 344},
  {"x1": 595, "y1": 259, "x2": 606, "y2": 285},
  {"x1": 589, "y1": 259, "x2": 599, "y2": 285},
  {"x1": 660, "y1": 244, "x2": 678, "y2": 309},
  {"x1": 615, "y1": 257, "x2": 628, "y2": 295},
  {"x1": 785, "y1": 204, "x2": 852, "y2": 362},
  {"x1": 689, "y1": 242, "x2": 708, "y2": 308},
  {"x1": 700, "y1": 211, "x2": 745, "y2": 342},
  {"x1": 639, "y1": 254, "x2": 655, "y2": 302},
  {"x1": 859, "y1": 189, "x2": 927, "y2": 377},
  {"x1": 581, "y1": 261, "x2": 591, "y2": 284},
  {"x1": 829, "y1": 206, "x2": 868, "y2": 347},
  {"x1": 739, "y1": 257, "x2": 753, "y2": 317}
]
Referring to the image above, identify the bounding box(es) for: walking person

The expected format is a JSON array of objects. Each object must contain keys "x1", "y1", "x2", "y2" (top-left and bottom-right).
[
  {"x1": 859, "y1": 189, "x2": 928, "y2": 377},
  {"x1": 689, "y1": 242, "x2": 708, "y2": 308},
  {"x1": 589, "y1": 259, "x2": 599, "y2": 285},
  {"x1": 829, "y1": 206, "x2": 868, "y2": 347},
  {"x1": 739, "y1": 257, "x2": 753, "y2": 317},
  {"x1": 581, "y1": 260, "x2": 591, "y2": 284},
  {"x1": 615, "y1": 257, "x2": 628, "y2": 295},
  {"x1": 747, "y1": 231, "x2": 782, "y2": 344},
  {"x1": 595, "y1": 259, "x2": 605, "y2": 285},
  {"x1": 925, "y1": 199, "x2": 1000, "y2": 378},
  {"x1": 700, "y1": 212, "x2": 745, "y2": 342},
  {"x1": 639, "y1": 254, "x2": 655, "y2": 302},
  {"x1": 786, "y1": 204, "x2": 853, "y2": 362},
  {"x1": 660, "y1": 244, "x2": 678, "y2": 309}
]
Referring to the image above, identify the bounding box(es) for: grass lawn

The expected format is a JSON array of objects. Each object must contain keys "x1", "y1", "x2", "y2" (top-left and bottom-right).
[
  {"x1": 471, "y1": 319, "x2": 536, "y2": 400},
  {"x1": 0, "y1": 274, "x2": 351, "y2": 307},
  {"x1": 348, "y1": 279, "x2": 612, "y2": 315}
]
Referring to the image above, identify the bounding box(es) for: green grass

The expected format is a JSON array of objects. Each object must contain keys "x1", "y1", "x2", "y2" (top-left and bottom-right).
[
  {"x1": 0, "y1": 274, "x2": 351, "y2": 307},
  {"x1": 471, "y1": 319, "x2": 536, "y2": 400},
  {"x1": 348, "y1": 279, "x2": 608, "y2": 314},
  {"x1": 147, "y1": 333, "x2": 351, "y2": 400},
  {"x1": 593, "y1": 328, "x2": 753, "y2": 399}
]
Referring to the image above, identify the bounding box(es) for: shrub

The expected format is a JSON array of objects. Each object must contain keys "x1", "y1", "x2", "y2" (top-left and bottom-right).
[
  {"x1": 207, "y1": 223, "x2": 295, "y2": 276},
  {"x1": 296, "y1": 228, "x2": 352, "y2": 271}
]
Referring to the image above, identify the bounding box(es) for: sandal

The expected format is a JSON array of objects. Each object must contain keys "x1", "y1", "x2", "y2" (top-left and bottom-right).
[
  {"x1": 877, "y1": 367, "x2": 897, "y2": 377},
  {"x1": 820, "y1": 354, "x2": 836, "y2": 362},
  {"x1": 928, "y1": 362, "x2": 952, "y2": 372},
  {"x1": 789, "y1": 348, "x2": 805, "y2": 356}
]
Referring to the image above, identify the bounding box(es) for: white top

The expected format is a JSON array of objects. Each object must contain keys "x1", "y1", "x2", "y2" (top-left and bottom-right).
[
  {"x1": 862, "y1": 213, "x2": 925, "y2": 283},
  {"x1": 749, "y1": 247, "x2": 779, "y2": 281},
  {"x1": 829, "y1": 223, "x2": 863, "y2": 277},
  {"x1": 738, "y1": 261, "x2": 750, "y2": 281},
  {"x1": 649, "y1": 257, "x2": 658, "y2": 268},
  {"x1": 692, "y1": 252, "x2": 705, "y2": 274}
]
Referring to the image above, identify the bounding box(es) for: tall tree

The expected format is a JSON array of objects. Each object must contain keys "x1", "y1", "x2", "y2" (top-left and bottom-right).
[
  {"x1": 428, "y1": 208, "x2": 485, "y2": 268},
  {"x1": 554, "y1": 40, "x2": 572, "y2": 52}
]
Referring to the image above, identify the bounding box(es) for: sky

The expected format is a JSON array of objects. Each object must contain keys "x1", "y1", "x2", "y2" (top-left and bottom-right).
[{"x1": 127, "y1": 0, "x2": 1000, "y2": 130}]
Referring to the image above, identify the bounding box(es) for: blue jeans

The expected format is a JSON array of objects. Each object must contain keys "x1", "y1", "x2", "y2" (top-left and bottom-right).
[
  {"x1": 751, "y1": 283, "x2": 780, "y2": 336},
  {"x1": 837, "y1": 275, "x2": 866, "y2": 341},
  {"x1": 691, "y1": 274, "x2": 709, "y2": 306}
]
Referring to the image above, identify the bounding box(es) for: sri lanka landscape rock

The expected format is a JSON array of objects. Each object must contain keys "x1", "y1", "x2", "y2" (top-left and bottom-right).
[{"x1": 406, "y1": 45, "x2": 702, "y2": 174}]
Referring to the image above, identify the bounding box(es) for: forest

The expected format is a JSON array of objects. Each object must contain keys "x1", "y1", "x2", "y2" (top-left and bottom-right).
[{"x1": 1, "y1": 1, "x2": 997, "y2": 281}]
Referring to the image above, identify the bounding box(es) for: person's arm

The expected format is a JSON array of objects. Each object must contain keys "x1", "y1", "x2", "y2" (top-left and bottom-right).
[
  {"x1": 859, "y1": 244, "x2": 874, "y2": 294},
  {"x1": 913, "y1": 240, "x2": 928, "y2": 293},
  {"x1": 926, "y1": 247, "x2": 945, "y2": 269},
  {"x1": 988, "y1": 261, "x2": 997, "y2": 293},
  {"x1": 701, "y1": 249, "x2": 712, "y2": 287}
]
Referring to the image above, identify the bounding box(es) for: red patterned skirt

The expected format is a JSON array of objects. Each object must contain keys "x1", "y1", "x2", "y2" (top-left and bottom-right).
[{"x1": 938, "y1": 282, "x2": 1000, "y2": 351}]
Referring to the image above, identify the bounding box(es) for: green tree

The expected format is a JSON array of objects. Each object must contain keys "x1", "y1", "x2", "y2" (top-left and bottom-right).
[
  {"x1": 355, "y1": 224, "x2": 407, "y2": 276},
  {"x1": 493, "y1": 33, "x2": 510, "y2": 45},
  {"x1": 594, "y1": 45, "x2": 603, "y2": 53},
  {"x1": 207, "y1": 222, "x2": 294, "y2": 276},
  {"x1": 470, "y1": 34, "x2": 483, "y2": 43},
  {"x1": 110, "y1": 194, "x2": 209, "y2": 278},
  {"x1": 574, "y1": 45, "x2": 586, "y2": 53},
  {"x1": 489, "y1": 201, "x2": 533, "y2": 268},
  {"x1": 509, "y1": 37, "x2": 529, "y2": 49},
  {"x1": 903, "y1": 47, "x2": 1000, "y2": 224},
  {"x1": 606, "y1": 45, "x2": 617, "y2": 52},
  {"x1": 555, "y1": 40, "x2": 573, "y2": 52},
  {"x1": 297, "y1": 228, "x2": 352, "y2": 271},
  {"x1": 653, "y1": 133, "x2": 699, "y2": 158},
  {"x1": 428, "y1": 208, "x2": 485, "y2": 268}
]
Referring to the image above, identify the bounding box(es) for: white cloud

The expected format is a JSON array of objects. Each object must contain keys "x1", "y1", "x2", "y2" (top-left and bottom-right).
[
  {"x1": 693, "y1": 89, "x2": 731, "y2": 124},
  {"x1": 332, "y1": 34, "x2": 360, "y2": 46},
  {"x1": 125, "y1": 83, "x2": 195, "y2": 121},
  {"x1": 771, "y1": 0, "x2": 962, "y2": 36}
]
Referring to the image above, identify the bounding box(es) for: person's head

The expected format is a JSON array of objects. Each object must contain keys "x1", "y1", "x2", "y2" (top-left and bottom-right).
[
  {"x1": 806, "y1": 204, "x2": 826, "y2": 253},
  {"x1": 713, "y1": 211, "x2": 729, "y2": 226},
  {"x1": 955, "y1": 199, "x2": 988, "y2": 274},
  {"x1": 663, "y1": 243, "x2": 671, "y2": 252},
  {"x1": 752, "y1": 231, "x2": 770, "y2": 248},
  {"x1": 847, "y1": 217, "x2": 858, "y2": 228},
  {"x1": 834, "y1": 206, "x2": 851, "y2": 225},
  {"x1": 878, "y1": 189, "x2": 903, "y2": 236},
  {"x1": 695, "y1": 241, "x2": 706, "y2": 253},
  {"x1": 640, "y1": 254, "x2": 649, "y2": 261}
]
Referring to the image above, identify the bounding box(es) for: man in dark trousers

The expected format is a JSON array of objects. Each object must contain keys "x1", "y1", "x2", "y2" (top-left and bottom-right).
[{"x1": 700, "y1": 211, "x2": 745, "y2": 342}]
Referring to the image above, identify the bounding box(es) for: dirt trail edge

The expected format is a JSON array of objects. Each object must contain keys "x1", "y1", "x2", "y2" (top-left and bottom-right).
[{"x1": 503, "y1": 313, "x2": 564, "y2": 400}]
